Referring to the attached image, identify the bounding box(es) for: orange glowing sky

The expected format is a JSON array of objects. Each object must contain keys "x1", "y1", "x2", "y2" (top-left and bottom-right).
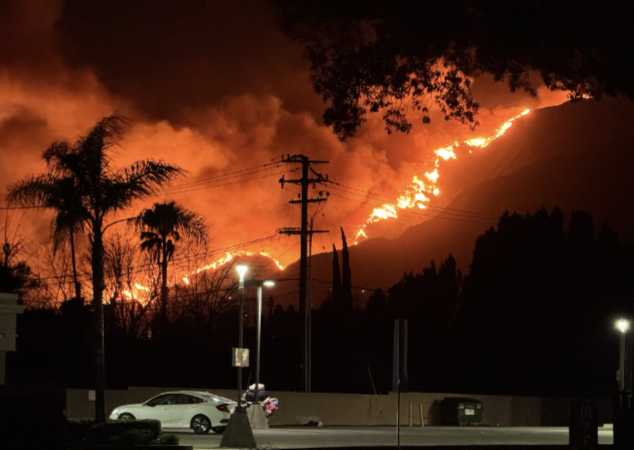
[{"x1": 0, "y1": 0, "x2": 570, "y2": 285}]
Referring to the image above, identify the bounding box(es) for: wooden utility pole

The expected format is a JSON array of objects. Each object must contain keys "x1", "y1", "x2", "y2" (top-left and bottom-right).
[{"x1": 279, "y1": 154, "x2": 329, "y2": 392}]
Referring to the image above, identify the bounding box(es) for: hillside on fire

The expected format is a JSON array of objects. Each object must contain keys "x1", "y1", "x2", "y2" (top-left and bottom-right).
[{"x1": 284, "y1": 97, "x2": 634, "y2": 308}]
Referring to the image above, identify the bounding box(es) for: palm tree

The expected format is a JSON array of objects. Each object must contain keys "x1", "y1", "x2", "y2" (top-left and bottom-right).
[
  {"x1": 7, "y1": 116, "x2": 183, "y2": 422},
  {"x1": 136, "y1": 201, "x2": 207, "y2": 335},
  {"x1": 8, "y1": 165, "x2": 88, "y2": 301}
]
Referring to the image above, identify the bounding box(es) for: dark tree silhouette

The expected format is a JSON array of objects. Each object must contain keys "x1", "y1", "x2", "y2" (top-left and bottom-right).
[
  {"x1": 459, "y1": 207, "x2": 634, "y2": 397},
  {"x1": 332, "y1": 244, "x2": 342, "y2": 303},
  {"x1": 341, "y1": 228, "x2": 353, "y2": 310},
  {"x1": 276, "y1": 0, "x2": 634, "y2": 139},
  {"x1": 8, "y1": 163, "x2": 88, "y2": 301},
  {"x1": 8, "y1": 116, "x2": 183, "y2": 422},
  {"x1": 136, "y1": 201, "x2": 207, "y2": 336},
  {"x1": 0, "y1": 241, "x2": 37, "y2": 295}
]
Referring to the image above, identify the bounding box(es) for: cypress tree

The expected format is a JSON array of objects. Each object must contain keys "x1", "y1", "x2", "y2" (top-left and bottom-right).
[
  {"x1": 341, "y1": 227, "x2": 353, "y2": 309},
  {"x1": 332, "y1": 244, "x2": 342, "y2": 303}
]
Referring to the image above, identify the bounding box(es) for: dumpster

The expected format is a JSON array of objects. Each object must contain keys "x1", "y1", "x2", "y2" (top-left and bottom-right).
[{"x1": 440, "y1": 397, "x2": 483, "y2": 426}]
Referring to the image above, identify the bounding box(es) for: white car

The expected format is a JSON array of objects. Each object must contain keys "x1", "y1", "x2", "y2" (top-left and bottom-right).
[{"x1": 109, "y1": 391, "x2": 236, "y2": 434}]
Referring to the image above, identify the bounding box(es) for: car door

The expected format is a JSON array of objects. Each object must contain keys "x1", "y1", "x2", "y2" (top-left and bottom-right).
[
  {"x1": 140, "y1": 393, "x2": 176, "y2": 425},
  {"x1": 169, "y1": 394, "x2": 203, "y2": 428}
]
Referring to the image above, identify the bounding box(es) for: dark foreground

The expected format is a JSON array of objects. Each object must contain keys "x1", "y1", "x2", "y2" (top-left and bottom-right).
[{"x1": 172, "y1": 425, "x2": 614, "y2": 449}]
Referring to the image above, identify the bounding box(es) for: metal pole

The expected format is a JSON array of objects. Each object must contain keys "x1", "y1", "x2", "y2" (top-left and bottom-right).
[
  {"x1": 307, "y1": 216, "x2": 314, "y2": 392},
  {"x1": 620, "y1": 331, "x2": 626, "y2": 392},
  {"x1": 238, "y1": 277, "x2": 244, "y2": 410},
  {"x1": 256, "y1": 285, "x2": 263, "y2": 402},
  {"x1": 300, "y1": 156, "x2": 309, "y2": 392}
]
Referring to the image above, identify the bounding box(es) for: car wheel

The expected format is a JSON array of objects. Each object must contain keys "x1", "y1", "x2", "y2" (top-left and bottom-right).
[
  {"x1": 119, "y1": 413, "x2": 135, "y2": 421},
  {"x1": 192, "y1": 415, "x2": 211, "y2": 434},
  {"x1": 212, "y1": 426, "x2": 226, "y2": 434}
]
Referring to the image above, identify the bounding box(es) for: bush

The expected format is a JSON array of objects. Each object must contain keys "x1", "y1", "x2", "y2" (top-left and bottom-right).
[
  {"x1": 66, "y1": 419, "x2": 95, "y2": 445},
  {"x1": 91, "y1": 419, "x2": 161, "y2": 444},
  {"x1": 65, "y1": 418, "x2": 172, "y2": 446},
  {"x1": 154, "y1": 433, "x2": 180, "y2": 445}
]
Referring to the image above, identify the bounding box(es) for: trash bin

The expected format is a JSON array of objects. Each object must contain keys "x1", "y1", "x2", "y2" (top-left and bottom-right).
[{"x1": 440, "y1": 397, "x2": 483, "y2": 426}]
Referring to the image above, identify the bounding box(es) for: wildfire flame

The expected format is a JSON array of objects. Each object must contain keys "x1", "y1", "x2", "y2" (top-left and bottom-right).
[
  {"x1": 189, "y1": 251, "x2": 285, "y2": 278},
  {"x1": 354, "y1": 109, "x2": 530, "y2": 242},
  {"x1": 107, "y1": 250, "x2": 284, "y2": 306}
]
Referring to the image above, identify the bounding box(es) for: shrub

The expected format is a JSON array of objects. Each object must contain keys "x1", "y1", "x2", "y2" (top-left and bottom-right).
[
  {"x1": 65, "y1": 418, "x2": 171, "y2": 446},
  {"x1": 154, "y1": 433, "x2": 180, "y2": 445},
  {"x1": 65, "y1": 419, "x2": 95, "y2": 445},
  {"x1": 91, "y1": 419, "x2": 161, "y2": 444}
]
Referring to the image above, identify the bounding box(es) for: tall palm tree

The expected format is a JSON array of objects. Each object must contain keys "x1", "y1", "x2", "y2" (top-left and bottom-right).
[
  {"x1": 136, "y1": 201, "x2": 207, "y2": 335},
  {"x1": 7, "y1": 115, "x2": 183, "y2": 422}
]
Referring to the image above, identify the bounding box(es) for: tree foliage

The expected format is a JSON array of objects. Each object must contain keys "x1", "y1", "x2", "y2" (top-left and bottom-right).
[
  {"x1": 276, "y1": 0, "x2": 634, "y2": 140},
  {"x1": 7, "y1": 115, "x2": 183, "y2": 422},
  {"x1": 136, "y1": 201, "x2": 207, "y2": 336}
]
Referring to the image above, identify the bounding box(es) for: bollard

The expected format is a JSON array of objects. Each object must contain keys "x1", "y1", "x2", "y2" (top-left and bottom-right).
[
  {"x1": 409, "y1": 403, "x2": 413, "y2": 427},
  {"x1": 419, "y1": 403, "x2": 424, "y2": 427}
]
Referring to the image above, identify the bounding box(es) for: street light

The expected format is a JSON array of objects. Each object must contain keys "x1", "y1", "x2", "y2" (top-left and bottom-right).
[
  {"x1": 246, "y1": 279, "x2": 275, "y2": 403},
  {"x1": 617, "y1": 319, "x2": 631, "y2": 392},
  {"x1": 236, "y1": 264, "x2": 248, "y2": 410},
  {"x1": 220, "y1": 262, "x2": 256, "y2": 448}
]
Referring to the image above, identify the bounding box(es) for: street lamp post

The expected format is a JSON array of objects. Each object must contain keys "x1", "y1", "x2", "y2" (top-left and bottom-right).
[
  {"x1": 221, "y1": 271, "x2": 274, "y2": 446},
  {"x1": 254, "y1": 280, "x2": 275, "y2": 402},
  {"x1": 221, "y1": 264, "x2": 256, "y2": 448},
  {"x1": 615, "y1": 319, "x2": 633, "y2": 449},
  {"x1": 617, "y1": 319, "x2": 630, "y2": 393},
  {"x1": 236, "y1": 264, "x2": 248, "y2": 410}
]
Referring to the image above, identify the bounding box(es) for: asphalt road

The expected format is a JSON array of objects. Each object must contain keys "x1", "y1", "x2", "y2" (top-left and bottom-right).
[{"x1": 170, "y1": 426, "x2": 614, "y2": 449}]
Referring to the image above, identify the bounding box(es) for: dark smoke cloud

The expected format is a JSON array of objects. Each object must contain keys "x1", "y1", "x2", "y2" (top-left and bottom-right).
[{"x1": 56, "y1": 0, "x2": 322, "y2": 123}]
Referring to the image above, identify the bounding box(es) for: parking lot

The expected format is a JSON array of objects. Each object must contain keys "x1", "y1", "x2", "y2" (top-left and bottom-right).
[{"x1": 172, "y1": 425, "x2": 614, "y2": 449}]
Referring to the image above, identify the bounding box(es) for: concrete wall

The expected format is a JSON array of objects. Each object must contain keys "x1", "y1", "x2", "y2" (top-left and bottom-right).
[{"x1": 67, "y1": 387, "x2": 546, "y2": 427}]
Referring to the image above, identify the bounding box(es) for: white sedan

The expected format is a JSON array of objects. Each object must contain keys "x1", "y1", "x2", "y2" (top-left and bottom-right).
[{"x1": 109, "y1": 391, "x2": 236, "y2": 434}]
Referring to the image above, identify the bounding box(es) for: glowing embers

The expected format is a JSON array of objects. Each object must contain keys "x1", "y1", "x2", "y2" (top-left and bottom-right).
[
  {"x1": 354, "y1": 109, "x2": 531, "y2": 243},
  {"x1": 110, "y1": 250, "x2": 284, "y2": 305}
]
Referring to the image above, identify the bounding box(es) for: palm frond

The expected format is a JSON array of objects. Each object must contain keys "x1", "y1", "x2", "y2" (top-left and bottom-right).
[
  {"x1": 6, "y1": 174, "x2": 59, "y2": 206},
  {"x1": 101, "y1": 160, "x2": 183, "y2": 215}
]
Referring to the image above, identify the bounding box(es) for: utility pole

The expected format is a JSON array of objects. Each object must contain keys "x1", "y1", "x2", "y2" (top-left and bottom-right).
[{"x1": 279, "y1": 154, "x2": 329, "y2": 392}]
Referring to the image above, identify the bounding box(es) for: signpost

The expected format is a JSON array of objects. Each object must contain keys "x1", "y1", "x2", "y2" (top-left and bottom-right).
[
  {"x1": 232, "y1": 348, "x2": 249, "y2": 368},
  {"x1": 569, "y1": 399, "x2": 598, "y2": 450}
]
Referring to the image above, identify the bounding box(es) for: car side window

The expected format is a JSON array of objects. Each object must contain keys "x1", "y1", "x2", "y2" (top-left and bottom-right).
[
  {"x1": 162, "y1": 395, "x2": 178, "y2": 405},
  {"x1": 146, "y1": 394, "x2": 169, "y2": 406},
  {"x1": 175, "y1": 395, "x2": 191, "y2": 405}
]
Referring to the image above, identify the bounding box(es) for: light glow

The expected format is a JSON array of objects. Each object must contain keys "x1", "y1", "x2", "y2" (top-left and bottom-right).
[
  {"x1": 236, "y1": 264, "x2": 248, "y2": 281},
  {"x1": 617, "y1": 319, "x2": 630, "y2": 334}
]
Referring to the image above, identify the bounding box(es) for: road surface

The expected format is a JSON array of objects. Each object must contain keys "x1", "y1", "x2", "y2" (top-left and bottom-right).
[{"x1": 169, "y1": 426, "x2": 614, "y2": 449}]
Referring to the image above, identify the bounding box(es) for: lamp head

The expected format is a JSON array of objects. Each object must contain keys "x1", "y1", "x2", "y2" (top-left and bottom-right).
[
  {"x1": 617, "y1": 319, "x2": 630, "y2": 334},
  {"x1": 236, "y1": 265, "x2": 248, "y2": 281},
  {"x1": 262, "y1": 280, "x2": 275, "y2": 287}
]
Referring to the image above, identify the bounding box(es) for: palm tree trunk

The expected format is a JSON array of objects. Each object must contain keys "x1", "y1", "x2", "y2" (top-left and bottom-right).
[
  {"x1": 160, "y1": 238, "x2": 169, "y2": 336},
  {"x1": 70, "y1": 229, "x2": 82, "y2": 302},
  {"x1": 92, "y1": 217, "x2": 106, "y2": 423}
]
